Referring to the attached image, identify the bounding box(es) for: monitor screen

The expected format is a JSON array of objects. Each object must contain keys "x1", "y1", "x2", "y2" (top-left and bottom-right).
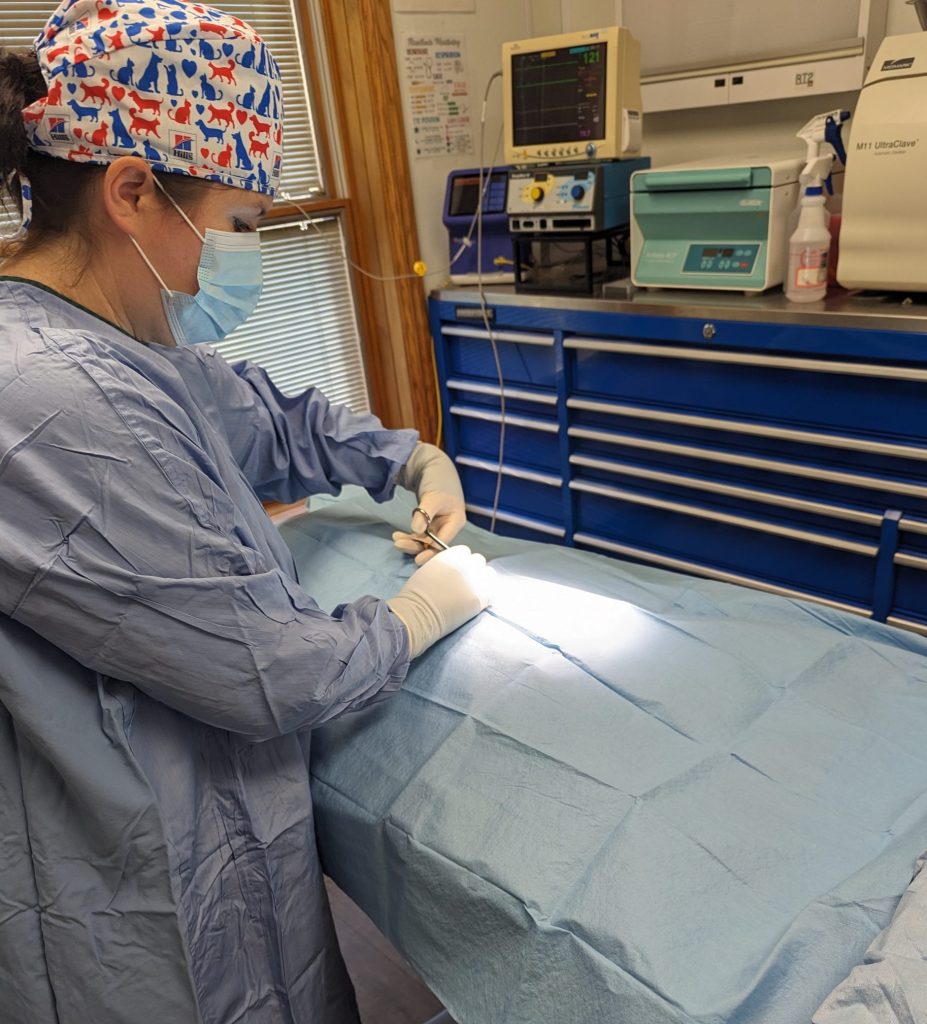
[
  {"x1": 449, "y1": 178, "x2": 481, "y2": 218},
  {"x1": 511, "y1": 42, "x2": 607, "y2": 148},
  {"x1": 448, "y1": 172, "x2": 508, "y2": 216}
]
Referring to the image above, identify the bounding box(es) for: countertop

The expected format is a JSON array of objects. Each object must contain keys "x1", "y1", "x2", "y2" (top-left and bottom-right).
[{"x1": 432, "y1": 282, "x2": 927, "y2": 335}]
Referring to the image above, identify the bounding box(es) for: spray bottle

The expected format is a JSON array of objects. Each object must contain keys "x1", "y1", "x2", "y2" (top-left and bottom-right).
[{"x1": 785, "y1": 110, "x2": 850, "y2": 302}]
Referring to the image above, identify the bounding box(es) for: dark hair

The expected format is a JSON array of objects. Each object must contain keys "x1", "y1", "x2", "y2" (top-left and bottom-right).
[{"x1": 0, "y1": 48, "x2": 211, "y2": 260}]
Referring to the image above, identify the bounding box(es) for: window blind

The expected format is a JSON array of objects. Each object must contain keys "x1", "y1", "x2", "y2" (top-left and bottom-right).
[
  {"x1": 199, "y1": 0, "x2": 322, "y2": 199},
  {"x1": 214, "y1": 216, "x2": 371, "y2": 413}
]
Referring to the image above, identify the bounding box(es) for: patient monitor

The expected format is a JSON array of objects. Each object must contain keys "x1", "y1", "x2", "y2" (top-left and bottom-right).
[{"x1": 502, "y1": 26, "x2": 643, "y2": 165}]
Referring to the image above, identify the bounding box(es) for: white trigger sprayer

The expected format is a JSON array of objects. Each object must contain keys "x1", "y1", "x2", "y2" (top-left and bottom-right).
[
  {"x1": 796, "y1": 108, "x2": 850, "y2": 193},
  {"x1": 785, "y1": 109, "x2": 850, "y2": 303}
]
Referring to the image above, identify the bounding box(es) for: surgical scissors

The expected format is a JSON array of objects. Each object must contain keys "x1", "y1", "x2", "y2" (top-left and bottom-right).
[
  {"x1": 413, "y1": 506, "x2": 450, "y2": 552},
  {"x1": 424, "y1": 528, "x2": 449, "y2": 551}
]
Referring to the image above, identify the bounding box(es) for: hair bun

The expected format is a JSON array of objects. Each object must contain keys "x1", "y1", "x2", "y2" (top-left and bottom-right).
[{"x1": 0, "y1": 49, "x2": 45, "y2": 209}]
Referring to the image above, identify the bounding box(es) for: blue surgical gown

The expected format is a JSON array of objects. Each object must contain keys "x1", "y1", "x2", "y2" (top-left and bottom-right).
[{"x1": 0, "y1": 278, "x2": 418, "y2": 1023}]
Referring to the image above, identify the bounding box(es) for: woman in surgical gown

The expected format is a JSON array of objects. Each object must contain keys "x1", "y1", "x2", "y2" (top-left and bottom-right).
[{"x1": 0, "y1": 2, "x2": 491, "y2": 1021}]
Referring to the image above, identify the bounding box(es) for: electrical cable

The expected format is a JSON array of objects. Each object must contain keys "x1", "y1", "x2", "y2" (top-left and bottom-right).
[
  {"x1": 274, "y1": 200, "x2": 443, "y2": 442},
  {"x1": 280, "y1": 156, "x2": 501, "y2": 286},
  {"x1": 426, "y1": 119, "x2": 503, "y2": 447},
  {"x1": 279, "y1": 192, "x2": 428, "y2": 282},
  {"x1": 280, "y1": 73, "x2": 506, "y2": 472},
  {"x1": 423, "y1": 123, "x2": 502, "y2": 447},
  {"x1": 438, "y1": 123, "x2": 504, "y2": 286},
  {"x1": 280, "y1": 152, "x2": 500, "y2": 448},
  {"x1": 475, "y1": 70, "x2": 505, "y2": 533},
  {"x1": 431, "y1": 339, "x2": 444, "y2": 450}
]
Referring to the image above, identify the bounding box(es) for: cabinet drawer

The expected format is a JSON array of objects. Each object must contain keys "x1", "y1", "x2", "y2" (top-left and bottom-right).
[
  {"x1": 430, "y1": 293, "x2": 927, "y2": 631},
  {"x1": 571, "y1": 481, "x2": 877, "y2": 608},
  {"x1": 441, "y1": 325, "x2": 559, "y2": 388},
  {"x1": 568, "y1": 404, "x2": 927, "y2": 519},
  {"x1": 446, "y1": 378, "x2": 558, "y2": 420},
  {"x1": 570, "y1": 452, "x2": 884, "y2": 547},
  {"x1": 566, "y1": 336, "x2": 927, "y2": 452},
  {"x1": 456, "y1": 458, "x2": 564, "y2": 527},
  {"x1": 451, "y1": 404, "x2": 561, "y2": 473}
]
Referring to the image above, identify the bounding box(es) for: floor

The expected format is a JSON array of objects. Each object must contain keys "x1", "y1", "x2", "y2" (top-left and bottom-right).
[{"x1": 326, "y1": 878, "x2": 455, "y2": 1024}]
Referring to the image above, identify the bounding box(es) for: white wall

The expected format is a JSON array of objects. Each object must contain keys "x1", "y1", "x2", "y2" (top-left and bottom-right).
[
  {"x1": 390, "y1": 2, "x2": 556, "y2": 284},
  {"x1": 642, "y1": 0, "x2": 919, "y2": 169},
  {"x1": 391, "y1": 0, "x2": 921, "y2": 282}
]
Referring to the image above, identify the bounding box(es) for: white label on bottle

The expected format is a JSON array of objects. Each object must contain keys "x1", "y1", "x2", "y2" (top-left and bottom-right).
[
  {"x1": 795, "y1": 266, "x2": 828, "y2": 286},
  {"x1": 793, "y1": 247, "x2": 829, "y2": 288}
]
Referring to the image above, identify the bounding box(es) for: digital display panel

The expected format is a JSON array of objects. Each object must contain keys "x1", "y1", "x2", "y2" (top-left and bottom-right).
[
  {"x1": 448, "y1": 172, "x2": 508, "y2": 217},
  {"x1": 511, "y1": 42, "x2": 606, "y2": 148},
  {"x1": 683, "y1": 244, "x2": 760, "y2": 275}
]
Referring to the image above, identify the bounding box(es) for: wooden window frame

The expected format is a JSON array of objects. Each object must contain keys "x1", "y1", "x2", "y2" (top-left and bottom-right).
[{"x1": 278, "y1": 0, "x2": 437, "y2": 442}]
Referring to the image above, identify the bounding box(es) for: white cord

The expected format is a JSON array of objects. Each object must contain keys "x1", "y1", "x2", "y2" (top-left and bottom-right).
[
  {"x1": 475, "y1": 70, "x2": 505, "y2": 533},
  {"x1": 282, "y1": 75, "x2": 508, "y2": 531},
  {"x1": 279, "y1": 161, "x2": 500, "y2": 284},
  {"x1": 279, "y1": 192, "x2": 424, "y2": 280}
]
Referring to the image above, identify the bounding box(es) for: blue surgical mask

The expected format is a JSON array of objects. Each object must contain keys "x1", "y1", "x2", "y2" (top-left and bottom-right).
[{"x1": 130, "y1": 182, "x2": 263, "y2": 346}]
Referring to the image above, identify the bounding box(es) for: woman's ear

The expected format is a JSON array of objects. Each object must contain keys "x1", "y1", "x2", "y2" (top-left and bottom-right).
[{"x1": 99, "y1": 156, "x2": 159, "y2": 238}]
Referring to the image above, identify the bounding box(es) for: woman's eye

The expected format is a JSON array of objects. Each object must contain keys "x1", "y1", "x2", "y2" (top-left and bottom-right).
[{"x1": 233, "y1": 218, "x2": 252, "y2": 233}]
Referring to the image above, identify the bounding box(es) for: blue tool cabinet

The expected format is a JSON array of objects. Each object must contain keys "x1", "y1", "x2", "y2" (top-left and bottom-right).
[{"x1": 429, "y1": 287, "x2": 927, "y2": 633}]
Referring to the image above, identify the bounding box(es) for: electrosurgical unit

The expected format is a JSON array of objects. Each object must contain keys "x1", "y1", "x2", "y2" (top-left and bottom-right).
[{"x1": 507, "y1": 159, "x2": 649, "y2": 234}]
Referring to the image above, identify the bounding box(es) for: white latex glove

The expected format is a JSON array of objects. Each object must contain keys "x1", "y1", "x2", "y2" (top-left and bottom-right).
[
  {"x1": 393, "y1": 442, "x2": 466, "y2": 565},
  {"x1": 387, "y1": 545, "x2": 494, "y2": 658}
]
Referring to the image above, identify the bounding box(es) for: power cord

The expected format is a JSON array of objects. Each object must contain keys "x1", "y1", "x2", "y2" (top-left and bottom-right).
[
  {"x1": 281, "y1": 77, "x2": 508, "y2": 514},
  {"x1": 279, "y1": 153, "x2": 501, "y2": 286},
  {"x1": 476, "y1": 70, "x2": 505, "y2": 533},
  {"x1": 280, "y1": 154, "x2": 502, "y2": 451}
]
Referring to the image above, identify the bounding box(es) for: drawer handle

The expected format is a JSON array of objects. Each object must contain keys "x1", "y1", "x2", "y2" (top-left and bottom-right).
[
  {"x1": 564, "y1": 337, "x2": 927, "y2": 383},
  {"x1": 567, "y1": 396, "x2": 927, "y2": 463},
  {"x1": 569, "y1": 479, "x2": 878, "y2": 556},
  {"x1": 457, "y1": 455, "x2": 562, "y2": 488},
  {"x1": 900, "y1": 515, "x2": 927, "y2": 537},
  {"x1": 446, "y1": 378, "x2": 558, "y2": 406},
  {"x1": 569, "y1": 453, "x2": 882, "y2": 527},
  {"x1": 886, "y1": 614, "x2": 927, "y2": 635},
  {"x1": 895, "y1": 551, "x2": 927, "y2": 571},
  {"x1": 568, "y1": 425, "x2": 927, "y2": 501},
  {"x1": 573, "y1": 531, "x2": 869, "y2": 618},
  {"x1": 451, "y1": 405, "x2": 560, "y2": 434},
  {"x1": 443, "y1": 325, "x2": 555, "y2": 347},
  {"x1": 465, "y1": 503, "x2": 565, "y2": 538}
]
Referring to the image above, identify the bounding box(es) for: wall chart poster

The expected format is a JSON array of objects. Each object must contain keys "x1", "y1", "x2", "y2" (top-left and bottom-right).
[{"x1": 402, "y1": 34, "x2": 473, "y2": 159}]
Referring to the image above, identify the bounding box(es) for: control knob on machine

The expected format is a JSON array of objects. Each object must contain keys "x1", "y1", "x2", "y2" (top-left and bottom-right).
[
  {"x1": 571, "y1": 184, "x2": 586, "y2": 201},
  {"x1": 530, "y1": 185, "x2": 545, "y2": 203}
]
